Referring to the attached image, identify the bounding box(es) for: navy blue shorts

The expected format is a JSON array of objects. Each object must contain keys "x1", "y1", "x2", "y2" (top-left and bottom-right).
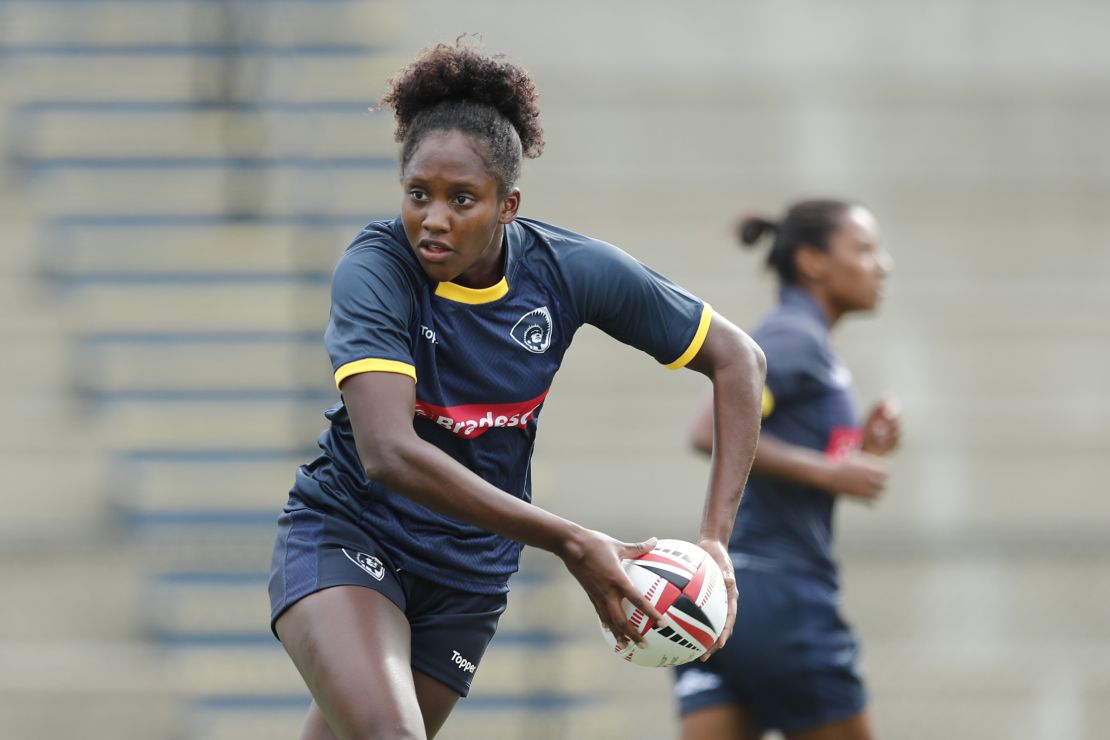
[
  {"x1": 268, "y1": 506, "x2": 507, "y2": 697},
  {"x1": 672, "y1": 567, "x2": 866, "y2": 734}
]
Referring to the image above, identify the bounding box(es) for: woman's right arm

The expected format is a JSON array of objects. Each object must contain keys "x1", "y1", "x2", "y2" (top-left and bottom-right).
[
  {"x1": 689, "y1": 392, "x2": 888, "y2": 502},
  {"x1": 341, "y1": 371, "x2": 662, "y2": 645}
]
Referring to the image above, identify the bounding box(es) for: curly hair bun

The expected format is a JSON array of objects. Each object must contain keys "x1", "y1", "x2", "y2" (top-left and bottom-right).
[{"x1": 380, "y1": 37, "x2": 544, "y2": 158}]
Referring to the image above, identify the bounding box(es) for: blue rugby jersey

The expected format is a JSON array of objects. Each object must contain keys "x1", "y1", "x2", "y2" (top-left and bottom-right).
[
  {"x1": 289, "y1": 216, "x2": 712, "y2": 593},
  {"x1": 729, "y1": 286, "x2": 860, "y2": 590}
]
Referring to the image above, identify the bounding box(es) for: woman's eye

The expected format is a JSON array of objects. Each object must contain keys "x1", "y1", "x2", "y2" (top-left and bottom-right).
[
  {"x1": 409, "y1": 190, "x2": 428, "y2": 201},
  {"x1": 453, "y1": 195, "x2": 474, "y2": 206}
]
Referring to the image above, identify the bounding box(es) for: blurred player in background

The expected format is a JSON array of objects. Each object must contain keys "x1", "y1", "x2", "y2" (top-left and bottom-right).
[
  {"x1": 267, "y1": 39, "x2": 767, "y2": 739},
  {"x1": 674, "y1": 199, "x2": 900, "y2": 740}
]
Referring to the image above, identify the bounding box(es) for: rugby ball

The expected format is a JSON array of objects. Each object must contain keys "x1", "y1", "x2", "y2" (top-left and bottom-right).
[{"x1": 601, "y1": 539, "x2": 728, "y2": 667}]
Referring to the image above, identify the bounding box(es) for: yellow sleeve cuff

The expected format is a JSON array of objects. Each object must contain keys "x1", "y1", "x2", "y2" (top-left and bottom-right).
[
  {"x1": 334, "y1": 358, "x2": 417, "y2": 389},
  {"x1": 665, "y1": 303, "x2": 713, "y2": 370}
]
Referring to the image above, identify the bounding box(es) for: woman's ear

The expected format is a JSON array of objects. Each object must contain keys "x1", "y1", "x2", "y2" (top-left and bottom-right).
[
  {"x1": 499, "y1": 188, "x2": 521, "y2": 224},
  {"x1": 794, "y1": 245, "x2": 828, "y2": 283}
]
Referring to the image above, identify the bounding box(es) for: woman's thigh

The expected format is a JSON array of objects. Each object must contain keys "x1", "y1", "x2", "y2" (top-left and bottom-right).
[
  {"x1": 681, "y1": 703, "x2": 761, "y2": 740},
  {"x1": 276, "y1": 585, "x2": 426, "y2": 740},
  {"x1": 786, "y1": 708, "x2": 875, "y2": 740},
  {"x1": 412, "y1": 669, "x2": 461, "y2": 738}
]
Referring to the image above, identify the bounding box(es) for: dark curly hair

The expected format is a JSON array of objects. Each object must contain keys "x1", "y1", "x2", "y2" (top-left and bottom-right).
[
  {"x1": 379, "y1": 38, "x2": 544, "y2": 196},
  {"x1": 737, "y1": 199, "x2": 854, "y2": 284}
]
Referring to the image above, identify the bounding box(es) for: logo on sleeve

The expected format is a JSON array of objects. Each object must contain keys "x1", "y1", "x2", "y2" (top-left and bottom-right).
[
  {"x1": 511, "y1": 306, "x2": 552, "y2": 353},
  {"x1": 830, "y1": 362, "x2": 853, "y2": 388},
  {"x1": 342, "y1": 549, "x2": 385, "y2": 581}
]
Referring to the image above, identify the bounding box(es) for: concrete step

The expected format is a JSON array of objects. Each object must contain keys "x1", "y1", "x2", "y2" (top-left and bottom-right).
[
  {"x1": 0, "y1": 452, "x2": 110, "y2": 546},
  {"x1": 0, "y1": 685, "x2": 183, "y2": 740},
  {"x1": 0, "y1": 638, "x2": 183, "y2": 740},
  {"x1": 39, "y1": 219, "x2": 357, "y2": 276},
  {"x1": 112, "y1": 453, "x2": 306, "y2": 513},
  {"x1": 58, "y1": 281, "x2": 328, "y2": 332},
  {"x1": 0, "y1": 330, "x2": 72, "y2": 390},
  {"x1": 11, "y1": 105, "x2": 395, "y2": 160},
  {"x1": 80, "y1": 338, "x2": 331, "y2": 393},
  {"x1": 0, "y1": 54, "x2": 404, "y2": 105},
  {"x1": 92, "y1": 396, "x2": 325, "y2": 450},
  {"x1": 0, "y1": 548, "x2": 149, "y2": 640},
  {"x1": 2, "y1": 1, "x2": 398, "y2": 47},
  {"x1": 0, "y1": 220, "x2": 38, "y2": 271},
  {"x1": 0, "y1": 276, "x2": 67, "y2": 333},
  {"x1": 39, "y1": 218, "x2": 357, "y2": 279},
  {"x1": 142, "y1": 573, "x2": 275, "y2": 639},
  {"x1": 25, "y1": 165, "x2": 397, "y2": 216},
  {"x1": 0, "y1": 395, "x2": 97, "y2": 452},
  {"x1": 130, "y1": 528, "x2": 281, "y2": 574}
]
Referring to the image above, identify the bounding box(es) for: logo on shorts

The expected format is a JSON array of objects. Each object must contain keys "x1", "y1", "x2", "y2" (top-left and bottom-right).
[
  {"x1": 414, "y1": 389, "x2": 549, "y2": 439},
  {"x1": 342, "y1": 549, "x2": 385, "y2": 582},
  {"x1": 673, "y1": 667, "x2": 723, "y2": 698},
  {"x1": 510, "y1": 306, "x2": 552, "y2": 353},
  {"x1": 451, "y1": 649, "x2": 477, "y2": 674}
]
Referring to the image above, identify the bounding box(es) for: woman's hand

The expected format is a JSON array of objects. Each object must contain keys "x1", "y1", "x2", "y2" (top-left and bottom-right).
[
  {"x1": 698, "y1": 537, "x2": 737, "y2": 660},
  {"x1": 861, "y1": 396, "x2": 901, "y2": 455},
  {"x1": 825, "y1": 453, "x2": 889, "y2": 502},
  {"x1": 558, "y1": 531, "x2": 662, "y2": 649}
]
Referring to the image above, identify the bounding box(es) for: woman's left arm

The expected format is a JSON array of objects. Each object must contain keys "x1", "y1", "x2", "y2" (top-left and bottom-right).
[{"x1": 683, "y1": 311, "x2": 766, "y2": 657}]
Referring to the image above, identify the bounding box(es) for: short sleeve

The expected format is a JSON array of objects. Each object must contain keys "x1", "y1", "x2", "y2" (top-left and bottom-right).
[
  {"x1": 325, "y1": 243, "x2": 419, "y2": 389},
  {"x1": 559, "y1": 238, "x2": 710, "y2": 368},
  {"x1": 756, "y1": 321, "x2": 830, "y2": 418}
]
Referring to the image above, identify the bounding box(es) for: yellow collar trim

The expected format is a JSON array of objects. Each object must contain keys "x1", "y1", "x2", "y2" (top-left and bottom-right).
[{"x1": 434, "y1": 277, "x2": 509, "y2": 304}]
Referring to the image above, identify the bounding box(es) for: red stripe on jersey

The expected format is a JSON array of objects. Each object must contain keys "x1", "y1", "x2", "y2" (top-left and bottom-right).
[
  {"x1": 825, "y1": 426, "x2": 863, "y2": 460},
  {"x1": 415, "y1": 389, "x2": 550, "y2": 439}
]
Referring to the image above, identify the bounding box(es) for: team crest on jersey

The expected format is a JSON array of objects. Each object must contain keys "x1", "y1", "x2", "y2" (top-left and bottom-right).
[
  {"x1": 342, "y1": 549, "x2": 385, "y2": 581},
  {"x1": 830, "y1": 362, "x2": 853, "y2": 388},
  {"x1": 511, "y1": 306, "x2": 553, "y2": 353}
]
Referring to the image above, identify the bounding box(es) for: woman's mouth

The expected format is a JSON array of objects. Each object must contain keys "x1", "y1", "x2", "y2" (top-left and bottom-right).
[{"x1": 418, "y1": 240, "x2": 453, "y2": 263}]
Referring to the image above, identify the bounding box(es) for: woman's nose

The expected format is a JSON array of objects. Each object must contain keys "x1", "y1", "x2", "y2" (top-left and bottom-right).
[
  {"x1": 877, "y1": 249, "x2": 894, "y2": 276},
  {"x1": 423, "y1": 200, "x2": 450, "y2": 233}
]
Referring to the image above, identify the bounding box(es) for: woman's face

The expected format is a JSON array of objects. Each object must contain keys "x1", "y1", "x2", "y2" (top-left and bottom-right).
[
  {"x1": 821, "y1": 206, "x2": 892, "y2": 313},
  {"x1": 400, "y1": 129, "x2": 519, "y2": 288}
]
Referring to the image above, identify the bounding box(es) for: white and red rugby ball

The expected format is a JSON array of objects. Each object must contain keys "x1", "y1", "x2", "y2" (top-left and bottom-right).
[{"x1": 601, "y1": 539, "x2": 728, "y2": 667}]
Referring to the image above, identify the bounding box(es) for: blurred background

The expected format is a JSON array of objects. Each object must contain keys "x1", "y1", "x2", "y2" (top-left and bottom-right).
[{"x1": 1, "y1": 1, "x2": 1108, "y2": 738}]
